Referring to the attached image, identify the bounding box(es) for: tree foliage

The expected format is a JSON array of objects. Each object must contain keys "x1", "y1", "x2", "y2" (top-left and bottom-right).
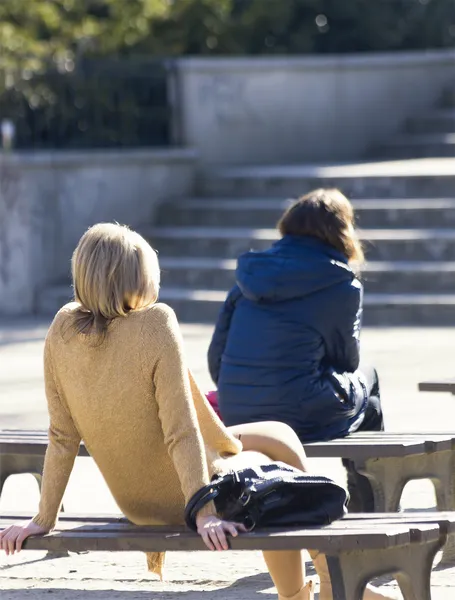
[
  {"x1": 0, "y1": 0, "x2": 454, "y2": 150},
  {"x1": 1, "y1": 0, "x2": 454, "y2": 66}
]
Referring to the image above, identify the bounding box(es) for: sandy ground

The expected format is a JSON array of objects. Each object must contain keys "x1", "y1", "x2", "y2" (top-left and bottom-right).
[{"x1": 1, "y1": 319, "x2": 455, "y2": 598}]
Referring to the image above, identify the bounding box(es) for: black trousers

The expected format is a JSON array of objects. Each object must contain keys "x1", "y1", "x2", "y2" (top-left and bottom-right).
[{"x1": 343, "y1": 365, "x2": 384, "y2": 512}]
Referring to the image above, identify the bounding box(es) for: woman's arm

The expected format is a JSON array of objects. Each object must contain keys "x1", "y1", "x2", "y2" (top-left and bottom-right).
[
  {"x1": 207, "y1": 285, "x2": 241, "y2": 384},
  {"x1": 326, "y1": 280, "x2": 362, "y2": 373},
  {"x1": 144, "y1": 305, "x2": 217, "y2": 514},
  {"x1": 32, "y1": 337, "x2": 82, "y2": 530},
  {"x1": 143, "y1": 305, "x2": 247, "y2": 551},
  {"x1": 1, "y1": 335, "x2": 81, "y2": 553}
]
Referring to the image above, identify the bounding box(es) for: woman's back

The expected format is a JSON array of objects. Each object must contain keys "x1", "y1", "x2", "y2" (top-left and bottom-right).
[
  {"x1": 44, "y1": 302, "x2": 240, "y2": 527},
  {"x1": 213, "y1": 235, "x2": 364, "y2": 441}
]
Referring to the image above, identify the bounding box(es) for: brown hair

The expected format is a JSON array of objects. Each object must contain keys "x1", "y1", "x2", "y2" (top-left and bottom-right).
[
  {"x1": 70, "y1": 223, "x2": 160, "y2": 335},
  {"x1": 277, "y1": 188, "x2": 364, "y2": 265}
]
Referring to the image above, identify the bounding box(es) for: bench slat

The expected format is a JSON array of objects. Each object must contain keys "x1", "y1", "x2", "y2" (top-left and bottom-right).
[
  {"x1": 419, "y1": 380, "x2": 455, "y2": 394},
  {"x1": 3, "y1": 511, "x2": 454, "y2": 527},
  {"x1": 0, "y1": 513, "x2": 447, "y2": 553},
  {"x1": 11, "y1": 523, "x2": 438, "y2": 553},
  {"x1": 1, "y1": 430, "x2": 454, "y2": 460},
  {"x1": 0, "y1": 517, "x2": 441, "y2": 535}
]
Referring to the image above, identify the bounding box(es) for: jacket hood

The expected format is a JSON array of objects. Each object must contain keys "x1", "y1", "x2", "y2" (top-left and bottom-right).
[{"x1": 236, "y1": 235, "x2": 355, "y2": 303}]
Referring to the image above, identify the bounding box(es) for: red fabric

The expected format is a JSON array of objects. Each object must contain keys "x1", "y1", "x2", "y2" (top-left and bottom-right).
[{"x1": 205, "y1": 390, "x2": 221, "y2": 418}]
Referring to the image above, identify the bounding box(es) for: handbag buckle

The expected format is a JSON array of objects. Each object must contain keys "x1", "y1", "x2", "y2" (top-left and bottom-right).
[{"x1": 239, "y1": 491, "x2": 251, "y2": 506}]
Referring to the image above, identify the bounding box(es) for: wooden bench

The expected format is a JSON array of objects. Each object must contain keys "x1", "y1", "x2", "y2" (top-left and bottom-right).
[
  {"x1": 2, "y1": 430, "x2": 455, "y2": 562},
  {"x1": 2, "y1": 511, "x2": 455, "y2": 600},
  {"x1": 419, "y1": 380, "x2": 455, "y2": 395}
]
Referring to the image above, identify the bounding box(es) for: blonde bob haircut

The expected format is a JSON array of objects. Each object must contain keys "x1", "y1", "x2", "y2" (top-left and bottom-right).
[
  {"x1": 278, "y1": 188, "x2": 364, "y2": 265},
  {"x1": 71, "y1": 223, "x2": 160, "y2": 335}
]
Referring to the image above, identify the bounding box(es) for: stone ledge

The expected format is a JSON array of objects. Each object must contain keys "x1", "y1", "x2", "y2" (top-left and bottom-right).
[
  {"x1": 177, "y1": 49, "x2": 455, "y2": 73},
  {"x1": 0, "y1": 147, "x2": 198, "y2": 170}
]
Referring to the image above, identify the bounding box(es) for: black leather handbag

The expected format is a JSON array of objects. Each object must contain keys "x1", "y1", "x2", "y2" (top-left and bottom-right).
[{"x1": 184, "y1": 461, "x2": 348, "y2": 532}]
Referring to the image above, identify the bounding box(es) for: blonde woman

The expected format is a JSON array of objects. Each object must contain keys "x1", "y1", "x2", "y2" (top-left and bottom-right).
[{"x1": 0, "y1": 223, "x2": 394, "y2": 600}]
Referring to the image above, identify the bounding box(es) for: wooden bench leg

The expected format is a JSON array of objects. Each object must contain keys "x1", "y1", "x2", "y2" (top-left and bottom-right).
[
  {"x1": 352, "y1": 458, "x2": 405, "y2": 513},
  {"x1": 0, "y1": 455, "x2": 45, "y2": 490},
  {"x1": 432, "y1": 450, "x2": 455, "y2": 563},
  {"x1": 325, "y1": 535, "x2": 441, "y2": 600},
  {"x1": 394, "y1": 540, "x2": 437, "y2": 600},
  {"x1": 0, "y1": 455, "x2": 70, "y2": 558},
  {"x1": 0, "y1": 473, "x2": 10, "y2": 498},
  {"x1": 0, "y1": 455, "x2": 67, "y2": 515},
  {"x1": 358, "y1": 449, "x2": 455, "y2": 564}
]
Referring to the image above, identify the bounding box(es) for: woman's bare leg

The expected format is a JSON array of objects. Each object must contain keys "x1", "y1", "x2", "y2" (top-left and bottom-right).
[
  {"x1": 228, "y1": 421, "x2": 309, "y2": 472},
  {"x1": 224, "y1": 449, "x2": 311, "y2": 600},
  {"x1": 225, "y1": 422, "x2": 396, "y2": 599},
  {"x1": 225, "y1": 422, "x2": 312, "y2": 599}
]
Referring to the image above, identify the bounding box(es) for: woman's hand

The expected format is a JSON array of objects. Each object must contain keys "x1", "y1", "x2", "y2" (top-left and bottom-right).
[
  {"x1": 0, "y1": 521, "x2": 49, "y2": 555},
  {"x1": 196, "y1": 514, "x2": 247, "y2": 551}
]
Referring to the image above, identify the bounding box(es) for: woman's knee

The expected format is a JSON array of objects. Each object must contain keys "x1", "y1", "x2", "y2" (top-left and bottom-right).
[
  {"x1": 228, "y1": 421, "x2": 308, "y2": 472},
  {"x1": 229, "y1": 420, "x2": 297, "y2": 439}
]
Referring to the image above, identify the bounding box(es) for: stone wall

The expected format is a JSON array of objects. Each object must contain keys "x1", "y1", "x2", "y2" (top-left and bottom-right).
[
  {"x1": 173, "y1": 50, "x2": 455, "y2": 166},
  {"x1": 0, "y1": 148, "x2": 196, "y2": 314}
]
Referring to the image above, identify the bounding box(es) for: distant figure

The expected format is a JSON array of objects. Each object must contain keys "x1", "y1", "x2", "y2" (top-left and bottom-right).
[{"x1": 208, "y1": 189, "x2": 384, "y2": 511}]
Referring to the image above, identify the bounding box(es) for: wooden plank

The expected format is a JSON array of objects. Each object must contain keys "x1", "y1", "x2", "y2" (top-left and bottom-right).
[
  {"x1": 16, "y1": 524, "x2": 437, "y2": 554},
  {"x1": 2, "y1": 514, "x2": 452, "y2": 541},
  {"x1": 0, "y1": 520, "x2": 444, "y2": 549},
  {"x1": 419, "y1": 380, "x2": 455, "y2": 394},
  {"x1": 0, "y1": 441, "x2": 89, "y2": 458},
  {"x1": 0, "y1": 513, "x2": 444, "y2": 553},
  {"x1": 3, "y1": 511, "x2": 454, "y2": 527},
  {"x1": 303, "y1": 441, "x2": 428, "y2": 459},
  {"x1": 1, "y1": 430, "x2": 454, "y2": 461},
  {"x1": 0, "y1": 515, "x2": 428, "y2": 533},
  {"x1": 3, "y1": 430, "x2": 453, "y2": 441},
  {"x1": 341, "y1": 513, "x2": 455, "y2": 536},
  {"x1": 0, "y1": 512, "x2": 127, "y2": 523}
]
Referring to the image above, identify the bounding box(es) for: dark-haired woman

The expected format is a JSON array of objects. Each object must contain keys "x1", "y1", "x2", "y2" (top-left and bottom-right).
[{"x1": 208, "y1": 189, "x2": 385, "y2": 513}]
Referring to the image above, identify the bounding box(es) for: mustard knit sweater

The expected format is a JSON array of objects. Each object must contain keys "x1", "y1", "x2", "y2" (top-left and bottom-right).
[{"x1": 33, "y1": 302, "x2": 242, "y2": 575}]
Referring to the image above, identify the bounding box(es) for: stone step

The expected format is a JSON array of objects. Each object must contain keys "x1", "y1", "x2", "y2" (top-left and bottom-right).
[
  {"x1": 144, "y1": 226, "x2": 455, "y2": 261},
  {"x1": 160, "y1": 258, "x2": 455, "y2": 295},
  {"x1": 201, "y1": 159, "x2": 455, "y2": 198},
  {"x1": 37, "y1": 283, "x2": 455, "y2": 325},
  {"x1": 157, "y1": 198, "x2": 455, "y2": 229},
  {"x1": 379, "y1": 133, "x2": 455, "y2": 159},
  {"x1": 406, "y1": 109, "x2": 455, "y2": 135},
  {"x1": 37, "y1": 285, "x2": 73, "y2": 315},
  {"x1": 159, "y1": 288, "x2": 455, "y2": 326},
  {"x1": 440, "y1": 88, "x2": 455, "y2": 108}
]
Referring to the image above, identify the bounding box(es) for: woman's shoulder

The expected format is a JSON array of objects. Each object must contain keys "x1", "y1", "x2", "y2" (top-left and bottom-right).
[
  {"x1": 136, "y1": 304, "x2": 182, "y2": 359},
  {"x1": 329, "y1": 277, "x2": 363, "y2": 318},
  {"x1": 42, "y1": 303, "x2": 81, "y2": 353},
  {"x1": 46, "y1": 302, "x2": 80, "y2": 333},
  {"x1": 136, "y1": 303, "x2": 179, "y2": 333},
  {"x1": 46, "y1": 302, "x2": 179, "y2": 343}
]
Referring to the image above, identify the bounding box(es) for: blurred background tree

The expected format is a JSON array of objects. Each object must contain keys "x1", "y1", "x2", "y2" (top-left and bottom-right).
[
  {"x1": 0, "y1": 0, "x2": 454, "y2": 149},
  {"x1": 141, "y1": 0, "x2": 455, "y2": 55},
  {"x1": 1, "y1": 0, "x2": 454, "y2": 64}
]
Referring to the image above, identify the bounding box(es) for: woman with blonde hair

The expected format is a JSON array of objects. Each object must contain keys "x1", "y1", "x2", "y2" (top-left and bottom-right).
[
  {"x1": 209, "y1": 189, "x2": 384, "y2": 512},
  {"x1": 0, "y1": 222, "x2": 393, "y2": 600}
]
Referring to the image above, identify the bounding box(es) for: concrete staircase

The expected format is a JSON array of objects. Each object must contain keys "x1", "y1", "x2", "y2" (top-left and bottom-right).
[
  {"x1": 151, "y1": 190, "x2": 455, "y2": 326},
  {"x1": 377, "y1": 88, "x2": 455, "y2": 159},
  {"x1": 39, "y1": 87, "x2": 455, "y2": 325}
]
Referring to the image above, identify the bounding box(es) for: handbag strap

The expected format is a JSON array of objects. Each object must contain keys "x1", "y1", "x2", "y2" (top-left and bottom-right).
[{"x1": 184, "y1": 483, "x2": 221, "y2": 531}]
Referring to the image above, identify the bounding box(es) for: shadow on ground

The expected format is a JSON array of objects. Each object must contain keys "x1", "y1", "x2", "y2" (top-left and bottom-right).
[{"x1": 1, "y1": 572, "x2": 277, "y2": 598}]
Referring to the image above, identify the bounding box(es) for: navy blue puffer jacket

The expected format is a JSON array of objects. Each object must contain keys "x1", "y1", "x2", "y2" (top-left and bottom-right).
[{"x1": 208, "y1": 235, "x2": 368, "y2": 442}]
